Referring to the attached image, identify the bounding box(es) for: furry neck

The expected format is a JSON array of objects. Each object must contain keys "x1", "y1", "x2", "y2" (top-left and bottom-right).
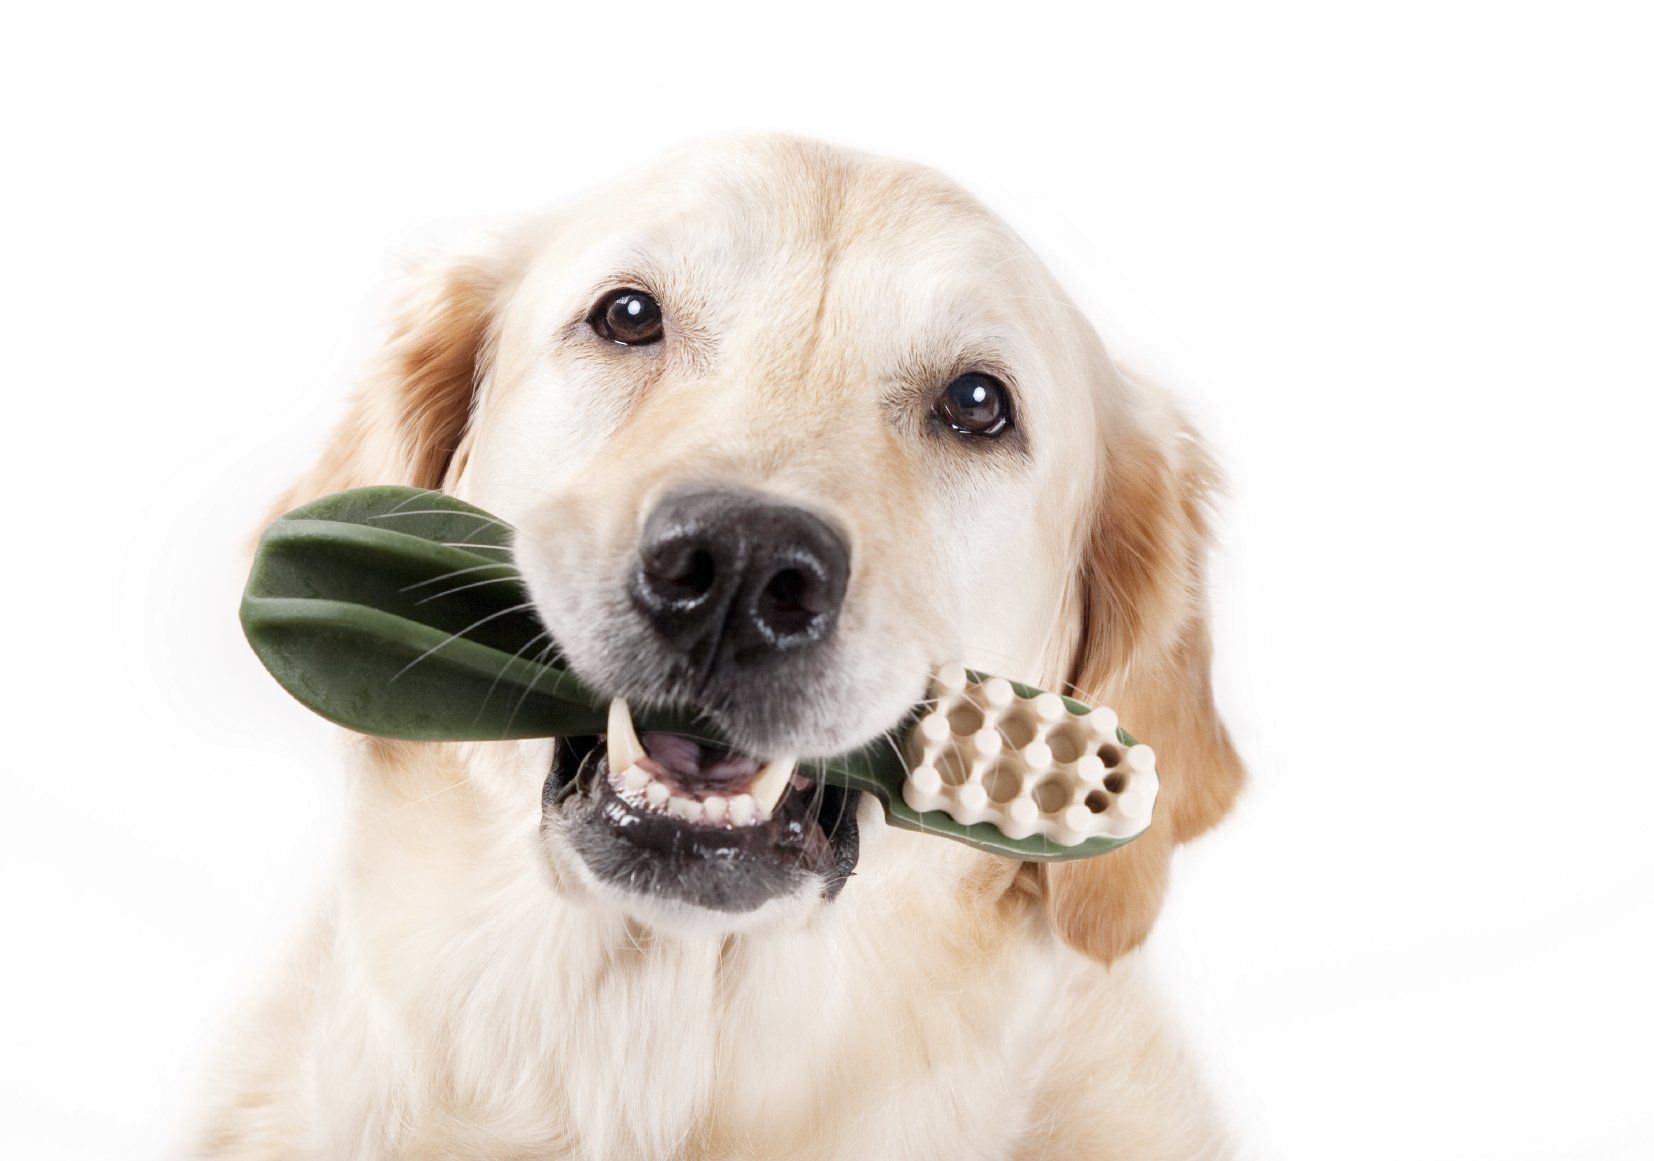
[{"x1": 321, "y1": 736, "x2": 1073, "y2": 1156}]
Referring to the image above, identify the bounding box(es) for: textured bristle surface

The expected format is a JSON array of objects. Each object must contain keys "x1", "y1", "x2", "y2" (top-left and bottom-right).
[{"x1": 902, "y1": 664, "x2": 1158, "y2": 846}]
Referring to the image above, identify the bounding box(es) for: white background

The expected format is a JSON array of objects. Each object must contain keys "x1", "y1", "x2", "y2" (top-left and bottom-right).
[{"x1": 4, "y1": 2, "x2": 1651, "y2": 1157}]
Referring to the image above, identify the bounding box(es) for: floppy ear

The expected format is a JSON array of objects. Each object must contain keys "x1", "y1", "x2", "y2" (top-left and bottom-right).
[
  {"x1": 1039, "y1": 399, "x2": 1245, "y2": 964},
  {"x1": 268, "y1": 245, "x2": 506, "y2": 515}
]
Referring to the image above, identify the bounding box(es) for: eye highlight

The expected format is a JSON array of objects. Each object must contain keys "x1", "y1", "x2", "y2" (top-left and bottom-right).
[
  {"x1": 935, "y1": 372, "x2": 1013, "y2": 437},
  {"x1": 588, "y1": 288, "x2": 664, "y2": 346}
]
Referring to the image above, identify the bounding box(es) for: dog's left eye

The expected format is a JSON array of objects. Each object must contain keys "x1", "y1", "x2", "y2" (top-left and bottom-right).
[
  {"x1": 935, "y1": 373, "x2": 1012, "y2": 437},
  {"x1": 588, "y1": 289, "x2": 664, "y2": 346}
]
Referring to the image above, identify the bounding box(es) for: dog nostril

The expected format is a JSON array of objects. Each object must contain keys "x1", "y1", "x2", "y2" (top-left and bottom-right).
[
  {"x1": 757, "y1": 565, "x2": 828, "y2": 636},
  {"x1": 645, "y1": 542, "x2": 718, "y2": 604},
  {"x1": 765, "y1": 568, "x2": 808, "y2": 612}
]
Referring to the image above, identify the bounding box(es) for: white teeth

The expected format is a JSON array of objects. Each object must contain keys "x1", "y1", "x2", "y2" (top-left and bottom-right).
[
  {"x1": 599, "y1": 700, "x2": 778, "y2": 829},
  {"x1": 747, "y1": 756, "x2": 796, "y2": 818},
  {"x1": 606, "y1": 698, "x2": 643, "y2": 775},
  {"x1": 606, "y1": 762, "x2": 763, "y2": 828},
  {"x1": 668, "y1": 795, "x2": 704, "y2": 822}
]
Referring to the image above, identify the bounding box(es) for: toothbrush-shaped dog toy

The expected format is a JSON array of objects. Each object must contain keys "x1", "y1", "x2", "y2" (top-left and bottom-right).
[{"x1": 241, "y1": 487, "x2": 1159, "y2": 862}]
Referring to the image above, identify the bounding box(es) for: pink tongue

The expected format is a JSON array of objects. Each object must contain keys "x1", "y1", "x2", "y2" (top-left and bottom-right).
[{"x1": 639, "y1": 732, "x2": 761, "y2": 788}]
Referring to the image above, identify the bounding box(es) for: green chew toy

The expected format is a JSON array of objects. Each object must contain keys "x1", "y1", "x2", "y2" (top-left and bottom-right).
[{"x1": 240, "y1": 487, "x2": 1159, "y2": 861}]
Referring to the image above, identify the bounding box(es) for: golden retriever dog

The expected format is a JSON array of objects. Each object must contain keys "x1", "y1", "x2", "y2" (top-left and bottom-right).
[{"x1": 201, "y1": 135, "x2": 1244, "y2": 1159}]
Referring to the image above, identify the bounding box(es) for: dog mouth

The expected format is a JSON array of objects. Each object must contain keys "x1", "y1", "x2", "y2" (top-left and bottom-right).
[{"x1": 543, "y1": 699, "x2": 861, "y2": 913}]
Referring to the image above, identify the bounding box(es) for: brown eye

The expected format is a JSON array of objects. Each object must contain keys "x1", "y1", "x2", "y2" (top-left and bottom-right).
[
  {"x1": 935, "y1": 373, "x2": 1012, "y2": 436},
  {"x1": 589, "y1": 289, "x2": 664, "y2": 345}
]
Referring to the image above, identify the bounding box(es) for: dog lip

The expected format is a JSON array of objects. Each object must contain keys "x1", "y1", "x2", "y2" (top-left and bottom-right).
[
  {"x1": 544, "y1": 736, "x2": 861, "y2": 909},
  {"x1": 586, "y1": 749, "x2": 835, "y2": 858}
]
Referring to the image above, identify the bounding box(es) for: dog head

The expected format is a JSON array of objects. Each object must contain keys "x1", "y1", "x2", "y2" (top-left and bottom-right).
[{"x1": 273, "y1": 136, "x2": 1242, "y2": 958}]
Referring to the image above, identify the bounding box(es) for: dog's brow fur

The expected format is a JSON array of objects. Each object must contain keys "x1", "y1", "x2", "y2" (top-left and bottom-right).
[{"x1": 200, "y1": 135, "x2": 1240, "y2": 1159}]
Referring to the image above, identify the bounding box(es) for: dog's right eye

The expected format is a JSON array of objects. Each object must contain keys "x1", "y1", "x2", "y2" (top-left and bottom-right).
[{"x1": 588, "y1": 289, "x2": 664, "y2": 346}]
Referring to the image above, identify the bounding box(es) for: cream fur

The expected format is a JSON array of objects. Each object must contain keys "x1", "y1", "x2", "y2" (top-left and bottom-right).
[{"x1": 199, "y1": 137, "x2": 1240, "y2": 1159}]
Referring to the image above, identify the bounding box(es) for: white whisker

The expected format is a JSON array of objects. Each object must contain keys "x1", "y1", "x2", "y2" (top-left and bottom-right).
[
  {"x1": 392, "y1": 602, "x2": 536, "y2": 681},
  {"x1": 401, "y1": 563, "x2": 514, "y2": 592},
  {"x1": 358, "y1": 777, "x2": 468, "y2": 829},
  {"x1": 369, "y1": 508, "x2": 511, "y2": 531},
  {"x1": 473, "y1": 629, "x2": 553, "y2": 729},
  {"x1": 415, "y1": 575, "x2": 523, "y2": 605}
]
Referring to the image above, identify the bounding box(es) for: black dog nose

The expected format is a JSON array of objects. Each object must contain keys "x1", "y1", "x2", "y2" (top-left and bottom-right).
[{"x1": 631, "y1": 487, "x2": 850, "y2": 673}]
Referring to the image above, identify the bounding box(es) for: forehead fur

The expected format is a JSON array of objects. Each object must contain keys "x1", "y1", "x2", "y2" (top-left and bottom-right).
[
  {"x1": 485, "y1": 137, "x2": 1114, "y2": 481},
  {"x1": 506, "y1": 136, "x2": 1054, "y2": 327}
]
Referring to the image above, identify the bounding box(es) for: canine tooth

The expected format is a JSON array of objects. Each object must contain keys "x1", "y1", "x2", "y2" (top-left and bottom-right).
[
  {"x1": 606, "y1": 698, "x2": 643, "y2": 774},
  {"x1": 645, "y1": 781, "x2": 670, "y2": 809},
  {"x1": 748, "y1": 756, "x2": 796, "y2": 817},
  {"x1": 621, "y1": 765, "x2": 649, "y2": 793},
  {"x1": 728, "y1": 794, "x2": 757, "y2": 826},
  {"x1": 668, "y1": 795, "x2": 704, "y2": 822},
  {"x1": 702, "y1": 795, "x2": 728, "y2": 823}
]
